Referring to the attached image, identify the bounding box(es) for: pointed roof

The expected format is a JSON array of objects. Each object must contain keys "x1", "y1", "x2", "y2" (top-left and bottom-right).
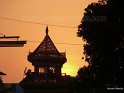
[
  {"x1": 28, "y1": 27, "x2": 67, "y2": 66},
  {"x1": 32, "y1": 27, "x2": 60, "y2": 56},
  {"x1": 28, "y1": 27, "x2": 66, "y2": 62}
]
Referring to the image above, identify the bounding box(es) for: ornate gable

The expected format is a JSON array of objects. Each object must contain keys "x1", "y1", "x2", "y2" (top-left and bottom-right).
[
  {"x1": 29, "y1": 27, "x2": 61, "y2": 57},
  {"x1": 33, "y1": 33, "x2": 60, "y2": 56}
]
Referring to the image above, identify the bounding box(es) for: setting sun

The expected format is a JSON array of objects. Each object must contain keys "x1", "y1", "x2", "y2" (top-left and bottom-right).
[{"x1": 62, "y1": 64, "x2": 77, "y2": 76}]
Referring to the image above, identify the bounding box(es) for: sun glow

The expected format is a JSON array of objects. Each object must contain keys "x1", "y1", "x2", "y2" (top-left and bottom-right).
[{"x1": 62, "y1": 64, "x2": 77, "y2": 76}]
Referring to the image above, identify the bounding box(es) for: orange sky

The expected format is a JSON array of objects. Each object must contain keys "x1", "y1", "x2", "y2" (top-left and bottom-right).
[{"x1": 0, "y1": 0, "x2": 97, "y2": 83}]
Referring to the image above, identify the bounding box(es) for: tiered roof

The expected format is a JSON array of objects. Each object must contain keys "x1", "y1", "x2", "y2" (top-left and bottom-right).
[{"x1": 28, "y1": 27, "x2": 66, "y2": 62}]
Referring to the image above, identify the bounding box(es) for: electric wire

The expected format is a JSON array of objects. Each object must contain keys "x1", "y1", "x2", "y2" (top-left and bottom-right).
[
  {"x1": 0, "y1": 18, "x2": 82, "y2": 46},
  {"x1": 26, "y1": 40, "x2": 83, "y2": 45},
  {"x1": 0, "y1": 17, "x2": 77, "y2": 28}
]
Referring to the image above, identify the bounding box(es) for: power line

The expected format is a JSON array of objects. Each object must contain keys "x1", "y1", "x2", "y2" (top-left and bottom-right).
[
  {"x1": 0, "y1": 35, "x2": 83, "y2": 46},
  {"x1": 55, "y1": 43, "x2": 83, "y2": 45},
  {"x1": 27, "y1": 40, "x2": 83, "y2": 45},
  {"x1": 0, "y1": 17, "x2": 77, "y2": 28},
  {"x1": 0, "y1": 38, "x2": 83, "y2": 45},
  {"x1": 0, "y1": 23, "x2": 82, "y2": 46},
  {"x1": 0, "y1": 33, "x2": 83, "y2": 46}
]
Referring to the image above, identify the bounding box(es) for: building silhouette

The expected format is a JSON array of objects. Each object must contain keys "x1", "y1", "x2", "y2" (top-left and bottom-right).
[{"x1": 20, "y1": 27, "x2": 73, "y2": 93}]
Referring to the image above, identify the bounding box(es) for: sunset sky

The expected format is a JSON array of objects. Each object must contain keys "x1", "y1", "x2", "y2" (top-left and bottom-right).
[{"x1": 0, "y1": 0, "x2": 97, "y2": 83}]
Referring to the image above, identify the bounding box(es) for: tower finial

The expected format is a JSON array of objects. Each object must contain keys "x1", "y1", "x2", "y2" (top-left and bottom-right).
[{"x1": 46, "y1": 26, "x2": 48, "y2": 35}]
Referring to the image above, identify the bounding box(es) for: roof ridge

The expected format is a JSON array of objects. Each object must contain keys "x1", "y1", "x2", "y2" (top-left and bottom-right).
[{"x1": 32, "y1": 34, "x2": 60, "y2": 56}]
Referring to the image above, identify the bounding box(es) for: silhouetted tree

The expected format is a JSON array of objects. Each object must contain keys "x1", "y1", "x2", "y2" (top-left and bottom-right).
[
  {"x1": 76, "y1": 66, "x2": 95, "y2": 93},
  {"x1": 77, "y1": 0, "x2": 123, "y2": 92}
]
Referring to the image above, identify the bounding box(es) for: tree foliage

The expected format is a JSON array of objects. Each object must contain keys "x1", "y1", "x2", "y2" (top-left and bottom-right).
[{"x1": 77, "y1": 0, "x2": 123, "y2": 92}]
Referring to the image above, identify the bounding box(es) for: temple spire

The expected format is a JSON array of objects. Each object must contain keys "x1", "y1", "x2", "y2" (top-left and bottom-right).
[
  {"x1": 27, "y1": 27, "x2": 67, "y2": 78},
  {"x1": 46, "y1": 26, "x2": 48, "y2": 35}
]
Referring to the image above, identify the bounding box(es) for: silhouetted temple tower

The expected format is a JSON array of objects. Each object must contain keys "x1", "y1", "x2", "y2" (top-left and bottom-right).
[{"x1": 28, "y1": 27, "x2": 67, "y2": 77}]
